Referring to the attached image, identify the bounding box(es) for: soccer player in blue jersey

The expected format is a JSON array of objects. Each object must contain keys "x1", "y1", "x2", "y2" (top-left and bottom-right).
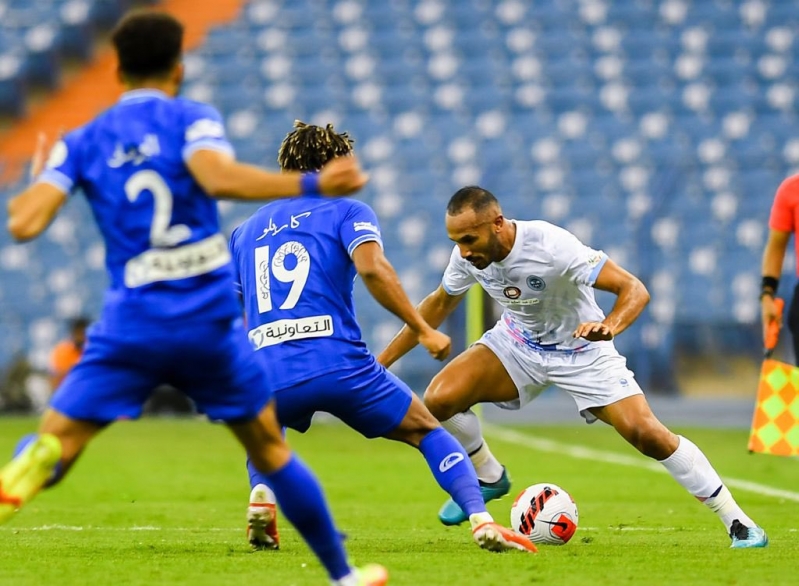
[
  {"x1": 0, "y1": 12, "x2": 389, "y2": 586},
  {"x1": 229, "y1": 121, "x2": 536, "y2": 555}
]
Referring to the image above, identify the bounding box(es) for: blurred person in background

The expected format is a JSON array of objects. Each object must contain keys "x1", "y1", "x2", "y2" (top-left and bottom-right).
[
  {"x1": 49, "y1": 317, "x2": 90, "y2": 392},
  {"x1": 761, "y1": 175, "x2": 798, "y2": 362}
]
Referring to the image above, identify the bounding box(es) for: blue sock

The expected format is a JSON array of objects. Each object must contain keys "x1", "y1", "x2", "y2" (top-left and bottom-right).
[
  {"x1": 265, "y1": 455, "x2": 350, "y2": 580},
  {"x1": 419, "y1": 427, "x2": 485, "y2": 517},
  {"x1": 14, "y1": 433, "x2": 63, "y2": 487},
  {"x1": 246, "y1": 456, "x2": 273, "y2": 490}
]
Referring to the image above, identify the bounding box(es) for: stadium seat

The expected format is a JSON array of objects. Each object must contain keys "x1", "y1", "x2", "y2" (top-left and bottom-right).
[{"x1": 0, "y1": 0, "x2": 793, "y2": 390}]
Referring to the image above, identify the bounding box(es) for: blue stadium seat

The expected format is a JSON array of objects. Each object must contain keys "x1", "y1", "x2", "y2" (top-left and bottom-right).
[
  {"x1": 0, "y1": 0, "x2": 793, "y2": 391},
  {"x1": 765, "y1": 4, "x2": 799, "y2": 28},
  {"x1": 0, "y1": 72, "x2": 24, "y2": 116},
  {"x1": 624, "y1": 60, "x2": 671, "y2": 87},
  {"x1": 689, "y1": 3, "x2": 740, "y2": 29}
]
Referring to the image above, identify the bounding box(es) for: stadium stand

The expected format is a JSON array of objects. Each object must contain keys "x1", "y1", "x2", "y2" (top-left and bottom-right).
[{"x1": 0, "y1": 0, "x2": 797, "y2": 393}]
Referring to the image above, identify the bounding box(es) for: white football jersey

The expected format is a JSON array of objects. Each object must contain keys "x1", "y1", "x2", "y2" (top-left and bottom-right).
[{"x1": 442, "y1": 220, "x2": 608, "y2": 350}]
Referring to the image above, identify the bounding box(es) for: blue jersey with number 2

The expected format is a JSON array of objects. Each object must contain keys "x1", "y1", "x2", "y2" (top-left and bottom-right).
[
  {"x1": 38, "y1": 89, "x2": 240, "y2": 328},
  {"x1": 229, "y1": 197, "x2": 383, "y2": 390},
  {"x1": 42, "y1": 89, "x2": 275, "y2": 424}
]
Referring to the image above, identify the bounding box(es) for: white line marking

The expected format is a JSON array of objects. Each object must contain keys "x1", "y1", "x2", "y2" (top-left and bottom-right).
[
  {"x1": 1, "y1": 525, "x2": 795, "y2": 534},
  {"x1": 485, "y1": 426, "x2": 799, "y2": 503},
  {"x1": 0, "y1": 526, "x2": 240, "y2": 532},
  {"x1": 581, "y1": 527, "x2": 681, "y2": 532},
  {"x1": 581, "y1": 527, "x2": 672, "y2": 531}
]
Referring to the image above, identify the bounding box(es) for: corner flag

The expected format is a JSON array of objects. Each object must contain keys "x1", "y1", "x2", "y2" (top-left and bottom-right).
[{"x1": 748, "y1": 298, "x2": 799, "y2": 456}]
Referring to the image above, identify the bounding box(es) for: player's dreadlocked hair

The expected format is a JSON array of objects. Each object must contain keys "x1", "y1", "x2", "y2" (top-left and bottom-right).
[{"x1": 278, "y1": 120, "x2": 355, "y2": 172}]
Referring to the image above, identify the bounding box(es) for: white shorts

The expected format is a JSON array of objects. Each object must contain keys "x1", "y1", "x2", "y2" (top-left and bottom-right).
[{"x1": 476, "y1": 319, "x2": 643, "y2": 423}]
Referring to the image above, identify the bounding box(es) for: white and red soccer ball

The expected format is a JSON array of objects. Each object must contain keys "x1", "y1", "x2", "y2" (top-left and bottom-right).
[{"x1": 510, "y1": 483, "x2": 578, "y2": 545}]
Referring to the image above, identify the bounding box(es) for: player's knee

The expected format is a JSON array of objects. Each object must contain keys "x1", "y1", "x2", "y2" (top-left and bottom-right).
[
  {"x1": 387, "y1": 428, "x2": 429, "y2": 448},
  {"x1": 406, "y1": 400, "x2": 440, "y2": 430},
  {"x1": 389, "y1": 397, "x2": 440, "y2": 447},
  {"x1": 423, "y1": 385, "x2": 457, "y2": 421}
]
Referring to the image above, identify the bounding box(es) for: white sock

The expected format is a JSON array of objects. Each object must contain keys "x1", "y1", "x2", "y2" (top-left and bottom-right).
[
  {"x1": 250, "y1": 483, "x2": 276, "y2": 504},
  {"x1": 703, "y1": 485, "x2": 756, "y2": 530},
  {"x1": 441, "y1": 410, "x2": 483, "y2": 453},
  {"x1": 659, "y1": 436, "x2": 756, "y2": 530},
  {"x1": 468, "y1": 511, "x2": 494, "y2": 531},
  {"x1": 469, "y1": 443, "x2": 504, "y2": 484},
  {"x1": 442, "y1": 410, "x2": 504, "y2": 483}
]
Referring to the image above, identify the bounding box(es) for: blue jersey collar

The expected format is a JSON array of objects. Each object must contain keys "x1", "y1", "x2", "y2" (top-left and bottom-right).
[{"x1": 119, "y1": 89, "x2": 171, "y2": 103}]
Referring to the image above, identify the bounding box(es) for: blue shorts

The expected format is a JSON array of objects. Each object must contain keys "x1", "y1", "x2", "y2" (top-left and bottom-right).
[
  {"x1": 274, "y1": 358, "x2": 413, "y2": 439},
  {"x1": 51, "y1": 317, "x2": 272, "y2": 424}
]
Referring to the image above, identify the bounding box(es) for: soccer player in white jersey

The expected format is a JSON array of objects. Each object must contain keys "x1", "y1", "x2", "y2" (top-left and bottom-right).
[{"x1": 378, "y1": 186, "x2": 768, "y2": 549}]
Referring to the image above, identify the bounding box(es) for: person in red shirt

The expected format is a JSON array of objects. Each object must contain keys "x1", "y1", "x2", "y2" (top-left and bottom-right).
[
  {"x1": 761, "y1": 175, "x2": 799, "y2": 360},
  {"x1": 49, "y1": 317, "x2": 90, "y2": 392}
]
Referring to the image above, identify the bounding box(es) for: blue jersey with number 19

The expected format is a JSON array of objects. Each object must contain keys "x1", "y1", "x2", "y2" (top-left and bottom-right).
[
  {"x1": 229, "y1": 197, "x2": 383, "y2": 390},
  {"x1": 38, "y1": 89, "x2": 240, "y2": 328}
]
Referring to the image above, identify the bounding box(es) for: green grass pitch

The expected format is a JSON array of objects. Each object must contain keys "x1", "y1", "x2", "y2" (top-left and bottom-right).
[{"x1": 0, "y1": 417, "x2": 796, "y2": 585}]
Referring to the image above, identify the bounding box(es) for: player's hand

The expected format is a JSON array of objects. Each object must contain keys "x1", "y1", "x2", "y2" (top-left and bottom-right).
[
  {"x1": 761, "y1": 295, "x2": 782, "y2": 346},
  {"x1": 418, "y1": 328, "x2": 451, "y2": 361},
  {"x1": 318, "y1": 156, "x2": 369, "y2": 196},
  {"x1": 573, "y1": 322, "x2": 614, "y2": 341}
]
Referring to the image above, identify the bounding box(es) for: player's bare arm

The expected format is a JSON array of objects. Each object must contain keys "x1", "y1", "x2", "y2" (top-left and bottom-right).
[
  {"x1": 7, "y1": 132, "x2": 67, "y2": 241},
  {"x1": 377, "y1": 284, "x2": 464, "y2": 367},
  {"x1": 760, "y1": 228, "x2": 790, "y2": 343},
  {"x1": 7, "y1": 183, "x2": 67, "y2": 242},
  {"x1": 187, "y1": 150, "x2": 368, "y2": 200},
  {"x1": 352, "y1": 242, "x2": 451, "y2": 361},
  {"x1": 573, "y1": 258, "x2": 650, "y2": 342}
]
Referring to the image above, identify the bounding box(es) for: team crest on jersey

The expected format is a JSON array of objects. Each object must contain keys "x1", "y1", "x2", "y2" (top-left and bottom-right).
[
  {"x1": 503, "y1": 286, "x2": 521, "y2": 299},
  {"x1": 527, "y1": 275, "x2": 546, "y2": 291}
]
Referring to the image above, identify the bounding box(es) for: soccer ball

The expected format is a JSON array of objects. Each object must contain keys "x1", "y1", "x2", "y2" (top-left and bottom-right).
[{"x1": 509, "y1": 483, "x2": 578, "y2": 545}]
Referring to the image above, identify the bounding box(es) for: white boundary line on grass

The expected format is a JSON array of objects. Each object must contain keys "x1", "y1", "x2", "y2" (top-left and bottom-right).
[
  {"x1": 0, "y1": 525, "x2": 241, "y2": 532},
  {"x1": 2, "y1": 525, "x2": 795, "y2": 533},
  {"x1": 485, "y1": 426, "x2": 799, "y2": 503}
]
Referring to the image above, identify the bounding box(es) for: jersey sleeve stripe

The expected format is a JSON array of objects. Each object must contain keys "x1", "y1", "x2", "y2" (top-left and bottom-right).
[
  {"x1": 441, "y1": 280, "x2": 461, "y2": 295},
  {"x1": 37, "y1": 170, "x2": 73, "y2": 194},
  {"x1": 347, "y1": 234, "x2": 382, "y2": 257},
  {"x1": 182, "y1": 139, "x2": 235, "y2": 162},
  {"x1": 587, "y1": 254, "x2": 608, "y2": 285}
]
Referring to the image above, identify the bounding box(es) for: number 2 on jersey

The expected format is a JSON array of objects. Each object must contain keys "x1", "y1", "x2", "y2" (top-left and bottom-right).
[
  {"x1": 125, "y1": 170, "x2": 191, "y2": 247},
  {"x1": 254, "y1": 241, "x2": 310, "y2": 313}
]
